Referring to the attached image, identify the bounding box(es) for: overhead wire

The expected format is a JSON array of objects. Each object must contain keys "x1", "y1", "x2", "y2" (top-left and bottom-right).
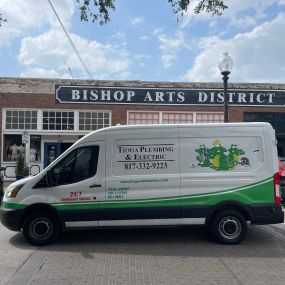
[{"x1": 47, "y1": 0, "x2": 93, "y2": 79}]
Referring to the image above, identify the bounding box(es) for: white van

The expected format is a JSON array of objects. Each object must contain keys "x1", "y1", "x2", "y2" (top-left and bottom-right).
[{"x1": 0, "y1": 122, "x2": 284, "y2": 245}]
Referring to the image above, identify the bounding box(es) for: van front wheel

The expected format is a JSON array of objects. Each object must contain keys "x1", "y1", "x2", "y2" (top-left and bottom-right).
[
  {"x1": 211, "y1": 210, "x2": 247, "y2": 244},
  {"x1": 23, "y1": 212, "x2": 60, "y2": 245}
]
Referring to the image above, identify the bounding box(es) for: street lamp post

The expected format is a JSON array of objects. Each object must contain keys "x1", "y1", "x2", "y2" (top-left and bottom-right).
[{"x1": 218, "y1": 52, "x2": 233, "y2": 123}]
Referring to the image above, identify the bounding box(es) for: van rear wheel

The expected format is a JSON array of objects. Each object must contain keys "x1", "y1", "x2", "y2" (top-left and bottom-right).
[
  {"x1": 23, "y1": 212, "x2": 60, "y2": 245},
  {"x1": 211, "y1": 210, "x2": 247, "y2": 244}
]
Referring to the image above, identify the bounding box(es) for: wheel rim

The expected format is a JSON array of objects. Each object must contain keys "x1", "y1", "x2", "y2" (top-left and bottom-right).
[
  {"x1": 219, "y1": 216, "x2": 241, "y2": 240},
  {"x1": 29, "y1": 218, "x2": 53, "y2": 241}
]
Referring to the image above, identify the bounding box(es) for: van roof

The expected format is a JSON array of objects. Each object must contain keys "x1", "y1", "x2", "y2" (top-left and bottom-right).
[
  {"x1": 74, "y1": 122, "x2": 273, "y2": 145},
  {"x1": 95, "y1": 121, "x2": 273, "y2": 133}
]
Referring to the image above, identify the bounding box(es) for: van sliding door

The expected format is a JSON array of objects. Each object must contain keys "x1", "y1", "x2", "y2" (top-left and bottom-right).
[{"x1": 102, "y1": 127, "x2": 181, "y2": 226}]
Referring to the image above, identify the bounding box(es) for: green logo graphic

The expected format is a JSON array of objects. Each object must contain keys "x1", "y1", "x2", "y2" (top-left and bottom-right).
[{"x1": 195, "y1": 140, "x2": 250, "y2": 171}]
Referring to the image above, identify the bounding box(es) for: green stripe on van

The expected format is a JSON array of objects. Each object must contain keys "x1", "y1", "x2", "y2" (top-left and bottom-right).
[
  {"x1": 2, "y1": 177, "x2": 274, "y2": 211},
  {"x1": 51, "y1": 177, "x2": 274, "y2": 211},
  {"x1": 2, "y1": 202, "x2": 27, "y2": 209}
]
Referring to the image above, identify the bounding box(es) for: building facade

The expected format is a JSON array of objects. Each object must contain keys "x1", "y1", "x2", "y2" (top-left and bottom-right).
[{"x1": 1, "y1": 77, "x2": 285, "y2": 181}]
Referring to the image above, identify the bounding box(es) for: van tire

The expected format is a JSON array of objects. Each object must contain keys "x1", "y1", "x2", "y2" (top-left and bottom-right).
[
  {"x1": 23, "y1": 212, "x2": 60, "y2": 245},
  {"x1": 211, "y1": 210, "x2": 247, "y2": 244}
]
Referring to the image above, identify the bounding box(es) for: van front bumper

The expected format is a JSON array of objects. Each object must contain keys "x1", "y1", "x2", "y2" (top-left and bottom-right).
[{"x1": 0, "y1": 207, "x2": 23, "y2": 231}]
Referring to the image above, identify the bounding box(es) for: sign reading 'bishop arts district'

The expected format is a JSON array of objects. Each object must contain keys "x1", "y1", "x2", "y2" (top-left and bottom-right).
[{"x1": 55, "y1": 85, "x2": 285, "y2": 107}]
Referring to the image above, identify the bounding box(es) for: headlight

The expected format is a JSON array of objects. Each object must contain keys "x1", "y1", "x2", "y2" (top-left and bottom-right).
[{"x1": 6, "y1": 184, "x2": 25, "y2": 198}]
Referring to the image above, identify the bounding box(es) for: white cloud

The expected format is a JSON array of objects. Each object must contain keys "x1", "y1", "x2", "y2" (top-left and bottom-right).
[
  {"x1": 20, "y1": 67, "x2": 68, "y2": 79},
  {"x1": 134, "y1": 54, "x2": 151, "y2": 67},
  {"x1": 153, "y1": 27, "x2": 164, "y2": 35},
  {"x1": 134, "y1": 54, "x2": 151, "y2": 60},
  {"x1": 0, "y1": 27, "x2": 22, "y2": 46},
  {"x1": 156, "y1": 31, "x2": 188, "y2": 69},
  {"x1": 140, "y1": 35, "x2": 149, "y2": 41},
  {"x1": 18, "y1": 29, "x2": 131, "y2": 79},
  {"x1": 109, "y1": 31, "x2": 127, "y2": 49},
  {"x1": 0, "y1": 0, "x2": 74, "y2": 45},
  {"x1": 130, "y1": 17, "x2": 144, "y2": 26},
  {"x1": 161, "y1": 54, "x2": 177, "y2": 69},
  {"x1": 183, "y1": 14, "x2": 285, "y2": 83},
  {"x1": 180, "y1": 0, "x2": 280, "y2": 28}
]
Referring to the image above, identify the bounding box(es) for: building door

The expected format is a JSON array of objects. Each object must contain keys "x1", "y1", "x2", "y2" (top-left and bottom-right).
[
  {"x1": 44, "y1": 142, "x2": 73, "y2": 167},
  {"x1": 44, "y1": 143, "x2": 60, "y2": 167}
]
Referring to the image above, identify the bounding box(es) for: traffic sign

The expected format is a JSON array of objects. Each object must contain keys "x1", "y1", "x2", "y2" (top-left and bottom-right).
[{"x1": 22, "y1": 131, "x2": 30, "y2": 144}]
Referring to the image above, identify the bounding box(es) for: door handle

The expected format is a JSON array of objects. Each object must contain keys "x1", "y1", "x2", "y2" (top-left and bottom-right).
[{"x1": 89, "y1": 183, "x2": 102, "y2": 188}]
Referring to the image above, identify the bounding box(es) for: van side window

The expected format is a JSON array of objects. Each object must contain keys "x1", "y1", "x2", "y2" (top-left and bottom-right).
[{"x1": 48, "y1": 146, "x2": 99, "y2": 186}]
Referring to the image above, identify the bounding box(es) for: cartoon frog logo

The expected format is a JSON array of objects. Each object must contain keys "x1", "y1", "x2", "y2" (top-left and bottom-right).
[
  {"x1": 209, "y1": 139, "x2": 228, "y2": 170},
  {"x1": 195, "y1": 144, "x2": 211, "y2": 167},
  {"x1": 195, "y1": 140, "x2": 250, "y2": 171}
]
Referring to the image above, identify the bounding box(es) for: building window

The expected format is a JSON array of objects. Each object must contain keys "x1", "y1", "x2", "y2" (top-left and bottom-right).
[
  {"x1": 30, "y1": 135, "x2": 41, "y2": 162},
  {"x1": 196, "y1": 113, "x2": 224, "y2": 123},
  {"x1": 5, "y1": 110, "x2": 37, "y2": 130},
  {"x1": 3, "y1": 134, "x2": 23, "y2": 161},
  {"x1": 43, "y1": 111, "x2": 74, "y2": 130},
  {"x1": 162, "y1": 112, "x2": 193, "y2": 124},
  {"x1": 128, "y1": 111, "x2": 160, "y2": 124},
  {"x1": 128, "y1": 111, "x2": 223, "y2": 125},
  {"x1": 79, "y1": 111, "x2": 111, "y2": 131}
]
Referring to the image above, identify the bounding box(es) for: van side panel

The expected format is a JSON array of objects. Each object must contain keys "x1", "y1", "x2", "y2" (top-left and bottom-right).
[
  {"x1": 178, "y1": 124, "x2": 276, "y2": 220},
  {"x1": 103, "y1": 126, "x2": 181, "y2": 222}
]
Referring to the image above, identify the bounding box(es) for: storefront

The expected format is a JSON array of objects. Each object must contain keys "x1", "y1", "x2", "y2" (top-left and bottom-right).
[
  {"x1": 1, "y1": 108, "x2": 111, "y2": 180},
  {"x1": 1, "y1": 78, "x2": 285, "y2": 180}
]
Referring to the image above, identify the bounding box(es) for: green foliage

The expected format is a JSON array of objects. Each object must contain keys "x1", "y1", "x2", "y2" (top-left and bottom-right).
[
  {"x1": 0, "y1": 13, "x2": 7, "y2": 27},
  {"x1": 77, "y1": 0, "x2": 228, "y2": 25},
  {"x1": 77, "y1": 0, "x2": 115, "y2": 25},
  {"x1": 169, "y1": 0, "x2": 227, "y2": 16},
  {"x1": 15, "y1": 154, "x2": 28, "y2": 177},
  {"x1": 194, "y1": 0, "x2": 227, "y2": 15}
]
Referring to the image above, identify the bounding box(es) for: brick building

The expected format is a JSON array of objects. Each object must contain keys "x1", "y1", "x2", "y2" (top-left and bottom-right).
[{"x1": 1, "y1": 77, "x2": 285, "y2": 181}]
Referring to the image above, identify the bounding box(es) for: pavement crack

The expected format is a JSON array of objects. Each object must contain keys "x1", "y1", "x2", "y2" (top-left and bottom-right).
[
  {"x1": 219, "y1": 258, "x2": 244, "y2": 285},
  {"x1": 5, "y1": 251, "x2": 35, "y2": 285},
  {"x1": 5, "y1": 249, "x2": 48, "y2": 285}
]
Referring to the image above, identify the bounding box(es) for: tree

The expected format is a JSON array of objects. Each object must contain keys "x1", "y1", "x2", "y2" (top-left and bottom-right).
[
  {"x1": 0, "y1": 1, "x2": 227, "y2": 28},
  {"x1": 15, "y1": 154, "x2": 29, "y2": 179},
  {"x1": 0, "y1": 13, "x2": 7, "y2": 27},
  {"x1": 77, "y1": 0, "x2": 227, "y2": 25}
]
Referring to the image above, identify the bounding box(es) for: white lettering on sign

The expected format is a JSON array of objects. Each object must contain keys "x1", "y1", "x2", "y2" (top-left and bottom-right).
[
  {"x1": 57, "y1": 86, "x2": 281, "y2": 106},
  {"x1": 197, "y1": 91, "x2": 276, "y2": 104},
  {"x1": 71, "y1": 89, "x2": 80, "y2": 100}
]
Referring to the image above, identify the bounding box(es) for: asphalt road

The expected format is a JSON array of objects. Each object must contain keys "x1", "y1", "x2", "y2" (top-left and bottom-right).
[{"x1": 0, "y1": 221, "x2": 285, "y2": 285}]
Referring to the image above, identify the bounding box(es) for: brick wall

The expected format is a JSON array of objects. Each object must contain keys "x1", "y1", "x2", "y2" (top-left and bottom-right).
[
  {"x1": 2, "y1": 77, "x2": 285, "y2": 124},
  {"x1": 0, "y1": 78, "x2": 216, "y2": 127},
  {"x1": 1, "y1": 77, "x2": 285, "y2": 152}
]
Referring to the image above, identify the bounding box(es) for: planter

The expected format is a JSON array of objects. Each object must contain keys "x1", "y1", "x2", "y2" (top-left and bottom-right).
[{"x1": 16, "y1": 175, "x2": 24, "y2": 181}]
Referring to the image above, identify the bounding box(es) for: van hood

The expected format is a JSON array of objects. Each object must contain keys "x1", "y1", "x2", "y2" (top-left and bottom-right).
[{"x1": 9, "y1": 175, "x2": 35, "y2": 187}]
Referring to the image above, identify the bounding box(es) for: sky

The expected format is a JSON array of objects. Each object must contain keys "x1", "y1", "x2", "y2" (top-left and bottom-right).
[{"x1": 1, "y1": 0, "x2": 285, "y2": 83}]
